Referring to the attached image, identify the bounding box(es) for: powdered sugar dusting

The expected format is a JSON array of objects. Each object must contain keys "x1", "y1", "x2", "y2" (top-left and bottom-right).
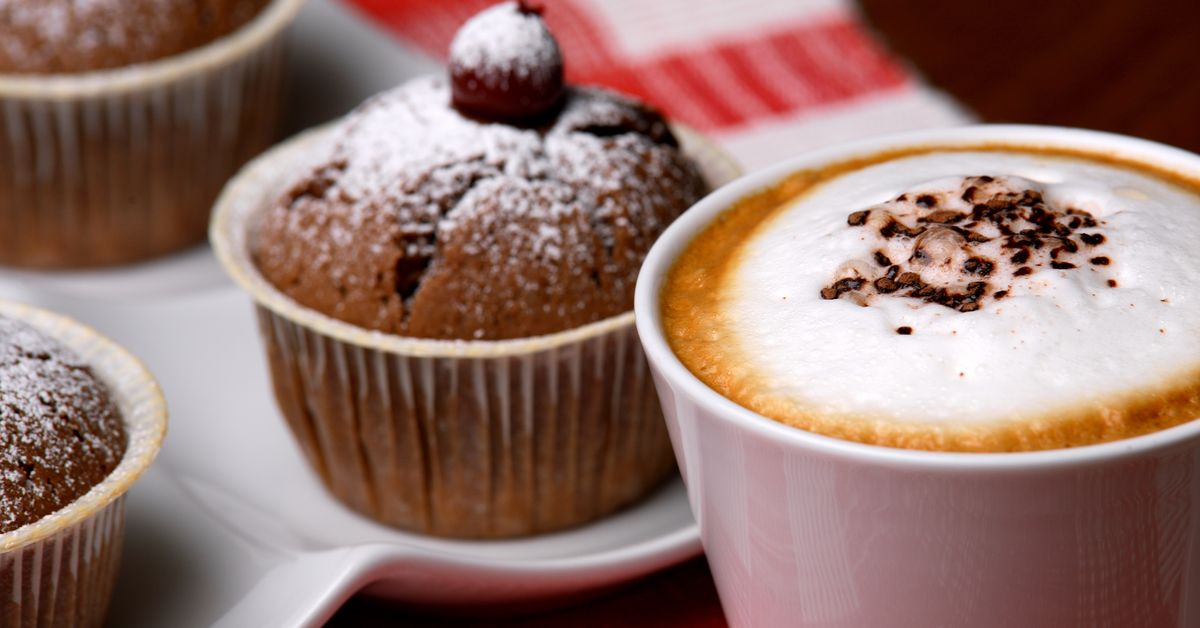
[
  {"x1": 449, "y1": 2, "x2": 561, "y2": 90},
  {"x1": 0, "y1": 316, "x2": 125, "y2": 534},
  {"x1": 254, "y1": 76, "x2": 707, "y2": 340}
]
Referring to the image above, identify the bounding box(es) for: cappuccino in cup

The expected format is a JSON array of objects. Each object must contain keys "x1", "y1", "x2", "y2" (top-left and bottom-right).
[{"x1": 663, "y1": 144, "x2": 1200, "y2": 452}]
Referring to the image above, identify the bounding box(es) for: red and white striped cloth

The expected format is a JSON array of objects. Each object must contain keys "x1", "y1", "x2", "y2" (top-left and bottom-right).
[{"x1": 343, "y1": 0, "x2": 970, "y2": 170}]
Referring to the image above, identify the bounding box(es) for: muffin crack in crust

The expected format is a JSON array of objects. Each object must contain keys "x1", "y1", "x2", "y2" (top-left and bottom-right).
[
  {"x1": 0, "y1": 316, "x2": 126, "y2": 534},
  {"x1": 254, "y1": 76, "x2": 708, "y2": 340}
]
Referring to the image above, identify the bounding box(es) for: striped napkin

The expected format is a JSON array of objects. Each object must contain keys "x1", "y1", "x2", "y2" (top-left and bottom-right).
[{"x1": 343, "y1": 0, "x2": 971, "y2": 171}]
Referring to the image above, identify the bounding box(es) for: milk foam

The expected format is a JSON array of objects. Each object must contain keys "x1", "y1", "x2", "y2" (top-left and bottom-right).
[{"x1": 724, "y1": 151, "x2": 1200, "y2": 424}]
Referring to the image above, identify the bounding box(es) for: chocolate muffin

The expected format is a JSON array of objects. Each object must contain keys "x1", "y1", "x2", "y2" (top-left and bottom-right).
[
  {"x1": 0, "y1": 0, "x2": 270, "y2": 74},
  {"x1": 0, "y1": 303, "x2": 166, "y2": 627},
  {"x1": 0, "y1": 316, "x2": 126, "y2": 534},
  {"x1": 218, "y1": 1, "x2": 729, "y2": 538}
]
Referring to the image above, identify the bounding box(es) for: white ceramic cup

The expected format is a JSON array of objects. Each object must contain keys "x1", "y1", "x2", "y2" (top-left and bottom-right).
[{"x1": 635, "y1": 125, "x2": 1200, "y2": 628}]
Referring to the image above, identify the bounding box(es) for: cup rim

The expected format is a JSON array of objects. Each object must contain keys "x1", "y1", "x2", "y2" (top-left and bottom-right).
[
  {"x1": 0, "y1": 0, "x2": 307, "y2": 99},
  {"x1": 210, "y1": 119, "x2": 742, "y2": 358},
  {"x1": 635, "y1": 123, "x2": 1200, "y2": 471},
  {"x1": 0, "y1": 301, "x2": 168, "y2": 552}
]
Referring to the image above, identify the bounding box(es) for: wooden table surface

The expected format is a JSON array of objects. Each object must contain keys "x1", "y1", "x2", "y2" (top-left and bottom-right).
[{"x1": 328, "y1": 2, "x2": 1200, "y2": 625}]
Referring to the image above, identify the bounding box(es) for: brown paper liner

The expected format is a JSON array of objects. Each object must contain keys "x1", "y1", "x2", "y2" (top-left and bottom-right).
[
  {"x1": 259, "y1": 307, "x2": 678, "y2": 537},
  {"x1": 212, "y1": 121, "x2": 742, "y2": 538},
  {"x1": 0, "y1": 302, "x2": 167, "y2": 626},
  {"x1": 0, "y1": 499, "x2": 125, "y2": 628},
  {"x1": 0, "y1": 0, "x2": 304, "y2": 268}
]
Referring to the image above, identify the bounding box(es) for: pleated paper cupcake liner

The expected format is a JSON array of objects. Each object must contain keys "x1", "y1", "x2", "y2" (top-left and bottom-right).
[
  {"x1": 0, "y1": 499, "x2": 125, "y2": 628},
  {"x1": 212, "y1": 122, "x2": 741, "y2": 537},
  {"x1": 0, "y1": 0, "x2": 305, "y2": 268},
  {"x1": 258, "y1": 306, "x2": 682, "y2": 536}
]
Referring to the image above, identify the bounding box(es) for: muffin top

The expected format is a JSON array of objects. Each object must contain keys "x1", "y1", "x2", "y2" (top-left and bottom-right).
[
  {"x1": 254, "y1": 76, "x2": 707, "y2": 341},
  {"x1": 253, "y1": 1, "x2": 707, "y2": 341},
  {"x1": 0, "y1": 316, "x2": 126, "y2": 535},
  {"x1": 0, "y1": 0, "x2": 271, "y2": 75},
  {"x1": 254, "y1": 3, "x2": 706, "y2": 341}
]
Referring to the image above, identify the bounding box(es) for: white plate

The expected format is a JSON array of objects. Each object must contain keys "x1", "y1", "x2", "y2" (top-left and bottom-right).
[
  {"x1": 0, "y1": 243, "x2": 700, "y2": 628},
  {"x1": 0, "y1": 2, "x2": 701, "y2": 626}
]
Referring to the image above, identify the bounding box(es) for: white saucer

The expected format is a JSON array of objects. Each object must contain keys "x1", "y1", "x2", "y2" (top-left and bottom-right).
[{"x1": 0, "y1": 247, "x2": 700, "y2": 627}]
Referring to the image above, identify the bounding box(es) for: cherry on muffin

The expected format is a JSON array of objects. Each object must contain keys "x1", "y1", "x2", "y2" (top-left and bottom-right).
[{"x1": 449, "y1": 1, "x2": 565, "y2": 123}]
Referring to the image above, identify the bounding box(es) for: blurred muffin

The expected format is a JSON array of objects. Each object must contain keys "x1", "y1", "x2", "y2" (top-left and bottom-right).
[
  {"x1": 0, "y1": 0, "x2": 303, "y2": 267},
  {"x1": 216, "y1": 2, "x2": 734, "y2": 538},
  {"x1": 0, "y1": 304, "x2": 166, "y2": 626},
  {"x1": 0, "y1": 0, "x2": 269, "y2": 74}
]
